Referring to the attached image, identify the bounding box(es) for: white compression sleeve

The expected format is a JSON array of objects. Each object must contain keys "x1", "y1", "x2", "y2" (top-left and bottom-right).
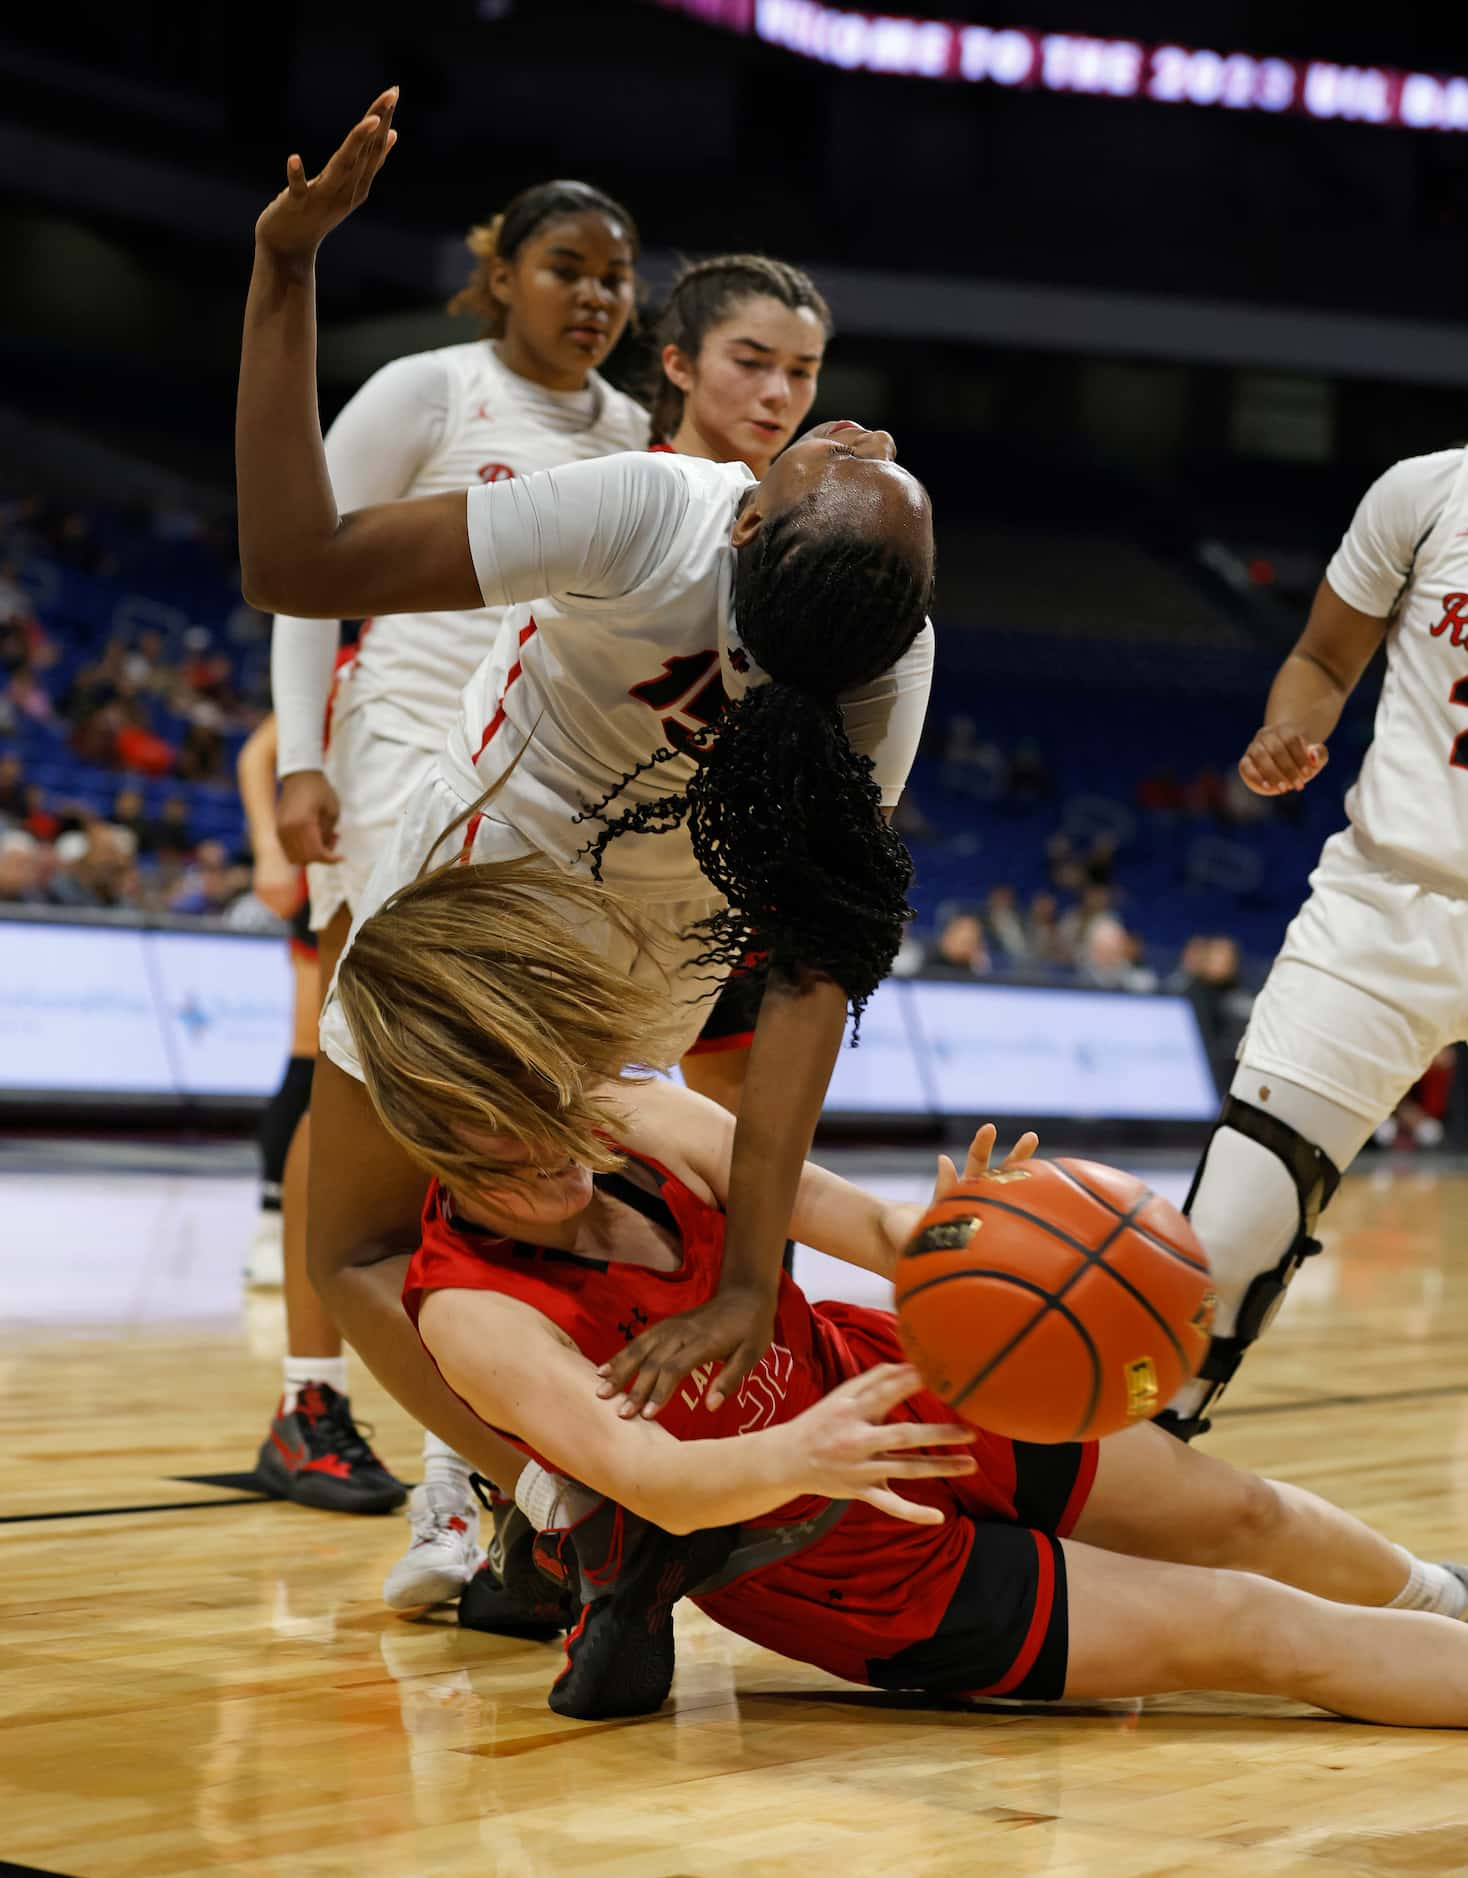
[{"x1": 271, "y1": 351, "x2": 451, "y2": 776}]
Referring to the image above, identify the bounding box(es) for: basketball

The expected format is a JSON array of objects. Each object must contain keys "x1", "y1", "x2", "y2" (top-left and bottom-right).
[{"x1": 895, "y1": 1158, "x2": 1216, "y2": 1443}]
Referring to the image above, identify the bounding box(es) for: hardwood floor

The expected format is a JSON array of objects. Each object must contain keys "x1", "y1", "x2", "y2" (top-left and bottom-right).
[{"x1": 6, "y1": 1148, "x2": 1468, "y2": 1876}]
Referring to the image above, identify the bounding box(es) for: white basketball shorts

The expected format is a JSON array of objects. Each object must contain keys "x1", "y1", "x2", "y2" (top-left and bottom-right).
[{"x1": 1238, "y1": 826, "x2": 1468, "y2": 1124}]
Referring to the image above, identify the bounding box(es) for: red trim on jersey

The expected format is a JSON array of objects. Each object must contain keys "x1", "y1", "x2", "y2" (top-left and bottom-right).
[
  {"x1": 648, "y1": 442, "x2": 677, "y2": 454},
  {"x1": 682, "y1": 1029, "x2": 755, "y2": 1058},
  {"x1": 321, "y1": 636, "x2": 365, "y2": 754},
  {"x1": 459, "y1": 811, "x2": 484, "y2": 861},
  {"x1": 470, "y1": 619, "x2": 538, "y2": 764},
  {"x1": 970, "y1": 1534, "x2": 1056, "y2": 1699}
]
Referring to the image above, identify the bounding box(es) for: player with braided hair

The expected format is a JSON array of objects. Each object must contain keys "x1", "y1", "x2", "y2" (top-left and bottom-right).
[
  {"x1": 237, "y1": 95, "x2": 935, "y2": 1570},
  {"x1": 643, "y1": 255, "x2": 891, "y2": 1107}
]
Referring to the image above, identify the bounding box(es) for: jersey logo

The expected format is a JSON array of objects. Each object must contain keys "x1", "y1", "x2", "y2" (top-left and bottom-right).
[
  {"x1": 472, "y1": 401, "x2": 493, "y2": 421},
  {"x1": 477, "y1": 462, "x2": 516, "y2": 484},
  {"x1": 1430, "y1": 593, "x2": 1468, "y2": 647},
  {"x1": 628, "y1": 649, "x2": 728, "y2": 758},
  {"x1": 735, "y1": 1343, "x2": 795, "y2": 1434}
]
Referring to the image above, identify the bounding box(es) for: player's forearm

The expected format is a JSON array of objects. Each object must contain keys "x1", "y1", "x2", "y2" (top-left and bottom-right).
[
  {"x1": 235, "y1": 720, "x2": 282, "y2": 855},
  {"x1": 719, "y1": 971, "x2": 849, "y2": 1303},
  {"x1": 271, "y1": 615, "x2": 341, "y2": 776},
  {"x1": 1262, "y1": 650, "x2": 1352, "y2": 746},
  {"x1": 237, "y1": 247, "x2": 342, "y2": 615}
]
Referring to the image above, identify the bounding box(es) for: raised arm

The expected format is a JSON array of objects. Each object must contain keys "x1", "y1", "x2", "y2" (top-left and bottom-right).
[{"x1": 237, "y1": 91, "x2": 479, "y2": 620}]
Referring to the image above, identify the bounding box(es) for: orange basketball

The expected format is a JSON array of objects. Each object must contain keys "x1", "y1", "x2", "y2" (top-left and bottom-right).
[{"x1": 894, "y1": 1158, "x2": 1215, "y2": 1443}]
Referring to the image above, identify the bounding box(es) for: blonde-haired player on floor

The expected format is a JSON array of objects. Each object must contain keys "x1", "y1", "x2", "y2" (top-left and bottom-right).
[
  {"x1": 1161, "y1": 446, "x2": 1468, "y2": 1439},
  {"x1": 336, "y1": 858, "x2": 1468, "y2": 1727},
  {"x1": 260, "y1": 157, "x2": 647, "y2": 1606}
]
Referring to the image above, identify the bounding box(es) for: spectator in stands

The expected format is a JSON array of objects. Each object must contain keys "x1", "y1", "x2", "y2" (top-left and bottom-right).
[
  {"x1": 0, "y1": 559, "x2": 32, "y2": 629},
  {"x1": 1026, "y1": 890, "x2": 1070, "y2": 967},
  {"x1": 113, "y1": 699, "x2": 177, "y2": 777},
  {"x1": 1083, "y1": 832, "x2": 1118, "y2": 888},
  {"x1": 111, "y1": 786, "x2": 168, "y2": 858},
  {"x1": 169, "y1": 838, "x2": 246, "y2": 917},
  {"x1": 1057, "y1": 882, "x2": 1114, "y2": 960},
  {"x1": 1168, "y1": 933, "x2": 1251, "y2": 1092},
  {"x1": 6, "y1": 660, "x2": 53, "y2": 727},
  {"x1": 155, "y1": 794, "x2": 196, "y2": 861},
  {"x1": 49, "y1": 822, "x2": 138, "y2": 910},
  {"x1": 175, "y1": 720, "x2": 225, "y2": 782},
  {"x1": 1375, "y1": 1046, "x2": 1458, "y2": 1152},
  {"x1": 0, "y1": 829, "x2": 44, "y2": 904},
  {"x1": 921, "y1": 910, "x2": 991, "y2": 979},
  {"x1": 22, "y1": 785, "x2": 60, "y2": 842},
  {"x1": 0, "y1": 752, "x2": 24, "y2": 821},
  {"x1": 983, "y1": 884, "x2": 1030, "y2": 965},
  {"x1": 1045, "y1": 832, "x2": 1087, "y2": 897},
  {"x1": 1079, "y1": 910, "x2": 1156, "y2": 992}
]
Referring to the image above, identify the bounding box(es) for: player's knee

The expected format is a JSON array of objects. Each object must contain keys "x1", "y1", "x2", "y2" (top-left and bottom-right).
[
  {"x1": 1165, "y1": 1569, "x2": 1298, "y2": 1692},
  {"x1": 1222, "y1": 1470, "x2": 1287, "y2": 1566},
  {"x1": 1172, "y1": 1460, "x2": 1285, "y2": 1569}
]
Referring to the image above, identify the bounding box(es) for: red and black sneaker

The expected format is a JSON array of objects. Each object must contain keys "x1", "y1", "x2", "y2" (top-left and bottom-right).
[
  {"x1": 457, "y1": 1500, "x2": 577, "y2": 1641},
  {"x1": 254, "y1": 1382, "x2": 407, "y2": 1514},
  {"x1": 546, "y1": 1501, "x2": 739, "y2": 1721}
]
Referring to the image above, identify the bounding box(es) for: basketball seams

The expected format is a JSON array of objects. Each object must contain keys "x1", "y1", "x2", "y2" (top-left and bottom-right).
[
  {"x1": 902, "y1": 1267, "x2": 1102, "y2": 1437},
  {"x1": 1050, "y1": 1162, "x2": 1210, "y2": 1274}
]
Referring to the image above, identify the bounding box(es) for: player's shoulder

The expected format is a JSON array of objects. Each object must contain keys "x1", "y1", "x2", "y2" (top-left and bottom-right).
[
  {"x1": 591, "y1": 376, "x2": 653, "y2": 450},
  {"x1": 1366, "y1": 447, "x2": 1465, "y2": 505},
  {"x1": 646, "y1": 453, "x2": 757, "y2": 504}
]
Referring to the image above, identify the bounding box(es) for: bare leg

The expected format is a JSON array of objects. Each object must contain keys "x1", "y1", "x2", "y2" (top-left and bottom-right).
[
  {"x1": 308, "y1": 1056, "x2": 526, "y2": 1490},
  {"x1": 1073, "y1": 1421, "x2": 1412, "y2": 1607},
  {"x1": 1062, "y1": 1540, "x2": 1468, "y2": 1726},
  {"x1": 282, "y1": 907, "x2": 351, "y2": 1363}
]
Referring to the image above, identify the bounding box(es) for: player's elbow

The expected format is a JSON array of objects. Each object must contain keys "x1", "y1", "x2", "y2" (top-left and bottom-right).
[{"x1": 241, "y1": 554, "x2": 319, "y2": 617}]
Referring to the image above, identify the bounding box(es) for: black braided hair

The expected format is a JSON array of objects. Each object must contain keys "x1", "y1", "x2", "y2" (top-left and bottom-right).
[
  {"x1": 648, "y1": 254, "x2": 833, "y2": 441},
  {"x1": 579, "y1": 502, "x2": 933, "y2": 1027}
]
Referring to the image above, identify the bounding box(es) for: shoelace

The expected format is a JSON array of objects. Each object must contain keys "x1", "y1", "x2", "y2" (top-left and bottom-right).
[
  {"x1": 316, "y1": 1393, "x2": 380, "y2": 1467},
  {"x1": 411, "y1": 1482, "x2": 474, "y2": 1543}
]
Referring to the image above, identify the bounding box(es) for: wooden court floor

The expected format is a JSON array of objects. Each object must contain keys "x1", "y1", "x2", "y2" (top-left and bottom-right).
[{"x1": 7, "y1": 1148, "x2": 1468, "y2": 1877}]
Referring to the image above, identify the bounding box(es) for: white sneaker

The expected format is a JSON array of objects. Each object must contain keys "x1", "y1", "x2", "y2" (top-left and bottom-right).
[
  {"x1": 383, "y1": 1482, "x2": 486, "y2": 1610},
  {"x1": 244, "y1": 1209, "x2": 284, "y2": 1287}
]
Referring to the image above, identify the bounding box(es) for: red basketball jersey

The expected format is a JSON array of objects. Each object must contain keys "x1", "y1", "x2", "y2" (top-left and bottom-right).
[{"x1": 404, "y1": 1149, "x2": 1092, "y2": 1686}]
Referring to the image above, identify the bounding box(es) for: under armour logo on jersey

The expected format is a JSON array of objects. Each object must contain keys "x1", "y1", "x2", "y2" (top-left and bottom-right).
[{"x1": 617, "y1": 1305, "x2": 650, "y2": 1341}]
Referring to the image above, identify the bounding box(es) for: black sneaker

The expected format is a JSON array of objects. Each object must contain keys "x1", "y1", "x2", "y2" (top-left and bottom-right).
[
  {"x1": 546, "y1": 1501, "x2": 739, "y2": 1721},
  {"x1": 458, "y1": 1501, "x2": 577, "y2": 1641},
  {"x1": 254, "y1": 1382, "x2": 407, "y2": 1514}
]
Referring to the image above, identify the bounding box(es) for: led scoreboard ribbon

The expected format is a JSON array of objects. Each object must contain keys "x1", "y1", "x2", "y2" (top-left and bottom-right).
[{"x1": 649, "y1": 0, "x2": 1468, "y2": 133}]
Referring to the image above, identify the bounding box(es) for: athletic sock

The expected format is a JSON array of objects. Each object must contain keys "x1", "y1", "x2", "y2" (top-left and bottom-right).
[
  {"x1": 1387, "y1": 1550, "x2": 1468, "y2": 1621},
  {"x1": 422, "y1": 1432, "x2": 475, "y2": 1499},
  {"x1": 282, "y1": 1353, "x2": 348, "y2": 1415},
  {"x1": 516, "y1": 1458, "x2": 599, "y2": 1532}
]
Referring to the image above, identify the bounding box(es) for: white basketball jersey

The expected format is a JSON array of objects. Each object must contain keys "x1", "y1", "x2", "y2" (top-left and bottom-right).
[
  {"x1": 343, "y1": 342, "x2": 648, "y2": 749},
  {"x1": 1325, "y1": 447, "x2": 1468, "y2": 895},
  {"x1": 440, "y1": 452, "x2": 935, "y2": 902}
]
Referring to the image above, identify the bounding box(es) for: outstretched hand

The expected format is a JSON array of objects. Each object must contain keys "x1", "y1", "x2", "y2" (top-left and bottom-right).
[
  {"x1": 781, "y1": 1363, "x2": 976, "y2": 1525},
  {"x1": 255, "y1": 88, "x2": 399, "y2": 266},
  {"x1": 929, "y1": 1121, "x2": 1039, "y2": 1206}
]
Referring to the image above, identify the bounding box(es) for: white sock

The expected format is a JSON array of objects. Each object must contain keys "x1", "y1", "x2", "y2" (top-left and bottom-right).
[
  {"x1": 282, "y1": 1354, "x2": 348, "y2": 1414},
  {"x1": 515, "y1": 1458, "x2": 599, "y2": 1532},
  {"x1": 1388, "y1": 1550, "x2": 1468, "y2": 1621},
  {"x1": 422, "y1": 1432, "x2": 474, "y2": 1499}
]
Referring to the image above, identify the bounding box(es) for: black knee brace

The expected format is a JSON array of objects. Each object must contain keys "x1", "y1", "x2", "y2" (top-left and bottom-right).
[{"x1": 1155, "y1": 1096, "x2": 1341, "y2": 1443}]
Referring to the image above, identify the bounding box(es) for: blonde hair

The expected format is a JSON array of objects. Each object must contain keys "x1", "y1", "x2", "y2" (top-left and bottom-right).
[{"x1": 335, "y1": 855, "x2": 684, "y2": 1194}]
